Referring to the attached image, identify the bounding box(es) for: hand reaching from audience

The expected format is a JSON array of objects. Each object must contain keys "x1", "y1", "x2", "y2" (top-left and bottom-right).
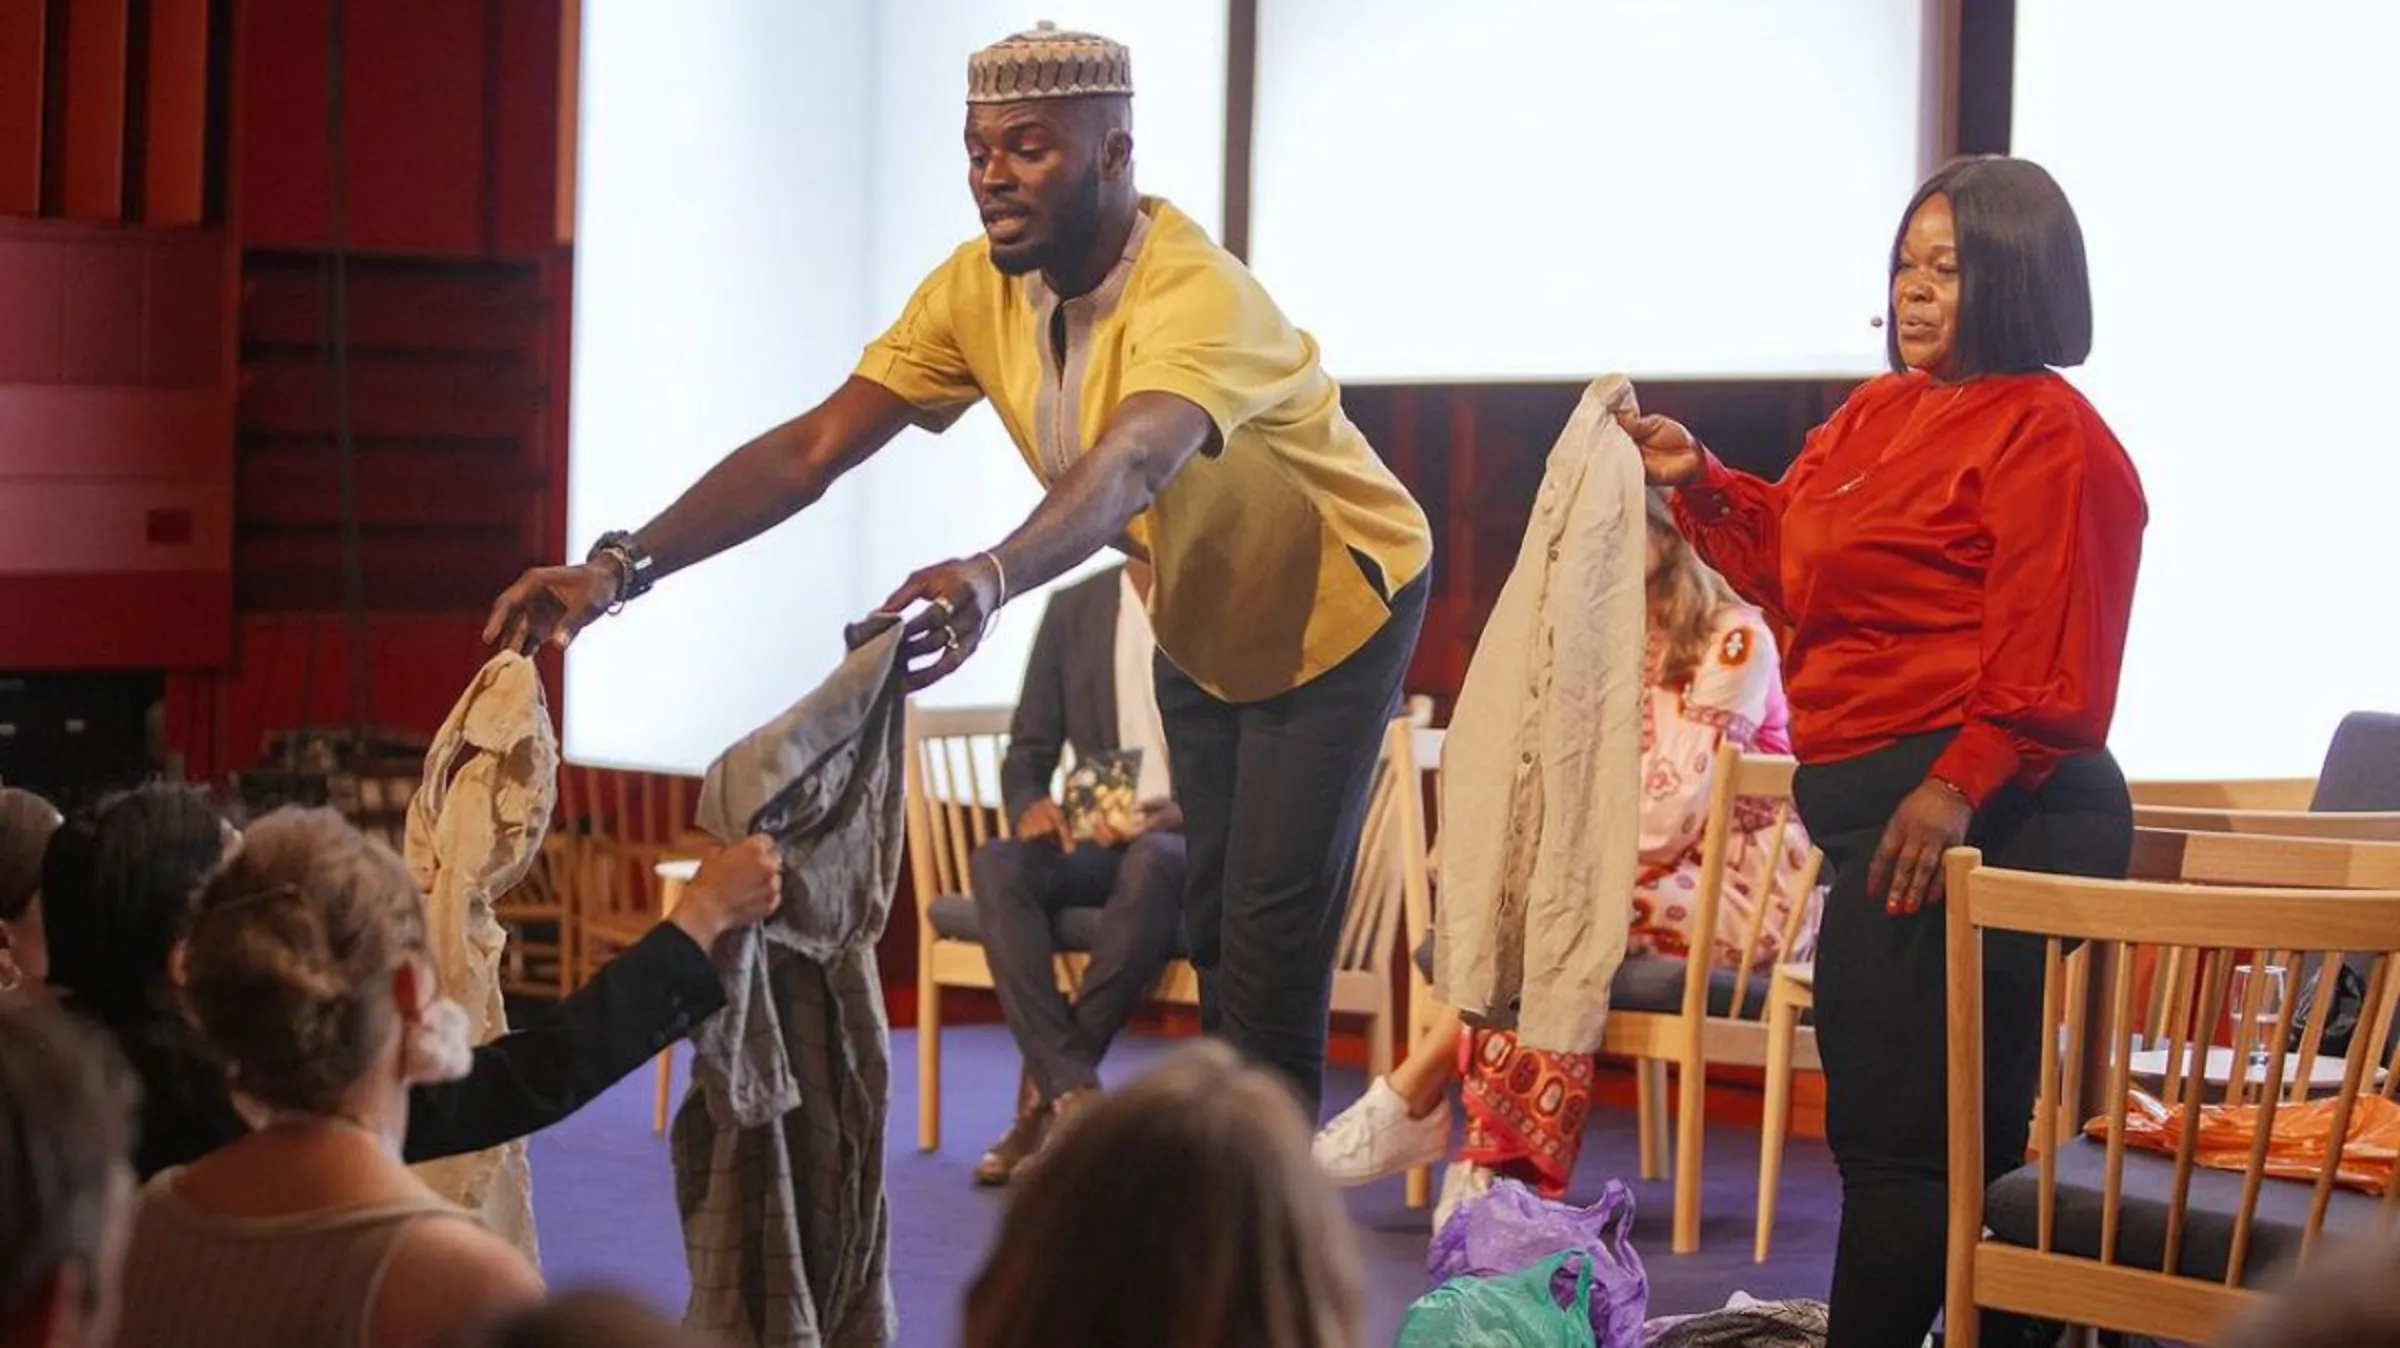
[
  {"x1": 669, "y1": 836, "x2": 782, "y2": 950},
  {"x1": 1611, "y1": 392, "x2": 1706, "y2": 489},
  {"x1": 1016, "y1": 798, "x2": 1075, "y2": 851}
]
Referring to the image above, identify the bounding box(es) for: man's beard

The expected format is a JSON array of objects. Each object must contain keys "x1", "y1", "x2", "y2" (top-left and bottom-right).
[{"x1": 989, "y1": 163, "x2": 1104, "y2": 278}]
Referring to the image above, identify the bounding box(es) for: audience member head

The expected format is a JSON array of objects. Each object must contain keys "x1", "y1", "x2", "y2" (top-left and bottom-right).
[
  {"x1": 182, "y1": 807, "x2": 462, "y2": 1122},
  {"x1": 0, "y1": 1001, "x2": 138, "y2": 1348},
  {"x1": 0, "y1": 790, "x2": 62, "y2": 998},
  {"x1": 2218, "y1": 1229, "x2": 2400, "y2": 1348},
  {"x1": 1644, "y1": 489, "x2": 1742, "y2": 687},
  {"x1": 40, "y1": 785, "x2": 232, "y2": 1024},
  {"x1": 961, "y1": 1041, "x2": 1364, "y2": 1348},
  {"x1": 462, "y1": 1289, "x2": 722, "y2": 1348},
  {"x1": 1887, "y1": 154, "x2": 2091, "y2": 380}
]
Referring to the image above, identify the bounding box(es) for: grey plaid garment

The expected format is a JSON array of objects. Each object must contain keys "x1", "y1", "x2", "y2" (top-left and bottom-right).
[{"x1": 674, "y1": 617, "x2": 907, "y2": 1348}]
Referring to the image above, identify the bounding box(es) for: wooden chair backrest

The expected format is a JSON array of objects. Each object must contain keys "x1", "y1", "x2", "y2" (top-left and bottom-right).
[
  {"x1": 1397, "y1": 726, "x2": 1443, "y2": 978},
  {"x1": 1681, "y1": 743, "x2": 1824, "y2": 1021},
  {"x1": 1947, "y1": 848, "x2": 2400, "y2": 1295},
  {"x1": 2127, "y1": 779, "x2": 2318, "y2": 811},
  {"x1": 902, "y1": 703, "x2": 1015, "y2": 925},
  {"x1": 2134, "y1": 804, "x2": 2400, "y2": 843},
  {"x1": 1332, "y1": 720, "x2": 1431, "y2": 983}
]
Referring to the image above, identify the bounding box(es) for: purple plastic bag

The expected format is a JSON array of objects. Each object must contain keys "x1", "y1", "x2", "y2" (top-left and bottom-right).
[{"x1": 1430, "y1": 1177, "x2": 1649, "y2": 1347}]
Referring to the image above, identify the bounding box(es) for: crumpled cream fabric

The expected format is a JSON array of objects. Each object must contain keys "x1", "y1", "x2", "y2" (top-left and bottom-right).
[
  {"x1": 405, "y1": 651, "x2": 558, "y2": 1267},
  {"x1": 1436, "y1": 375, "x2": 1647, "y2": 1053}
]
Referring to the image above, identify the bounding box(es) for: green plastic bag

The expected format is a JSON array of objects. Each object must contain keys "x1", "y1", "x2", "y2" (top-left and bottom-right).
[{"x1": 1396, "y1": 1250, "x2": 1598, "y2": 1347}]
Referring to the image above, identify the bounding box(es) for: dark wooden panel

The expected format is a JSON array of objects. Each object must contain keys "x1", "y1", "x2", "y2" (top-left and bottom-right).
[
  {"x1": 0, "y1": 2, "x2": 44, "y2": 215},
  {"x1": 238, "y1": 356, "x2": 543, "y2": 441},
  {"x1": 0, "y1": 235, "x2": 67, "y2": 381},
  {"x1": 235, "y1": 530, "x2": 538, "y2": 610},
  {"x1": 239, "y1": 441, "x2": 546, "y2": 526},
  {"x1": 240, "y1": 257, "x2": 547, "y2": 352},
  {"x1": 142, "y1": 0, "x2": 210, "y2": 224},
  {"x1": 60, "y1": 0, "x2": 129, "y2": 220},
  {"x1": 58, "y1": 234, "x2": 146, "y2": 381}
]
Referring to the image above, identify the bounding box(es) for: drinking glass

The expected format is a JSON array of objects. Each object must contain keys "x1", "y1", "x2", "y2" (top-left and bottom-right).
[{"x1": 2230, "y1": 964, "x2": 2289, "y2": 1076}]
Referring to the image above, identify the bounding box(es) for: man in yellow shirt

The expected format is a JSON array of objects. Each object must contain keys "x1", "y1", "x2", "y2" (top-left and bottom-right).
[{"x1": 485, "y1": 23, "x2": 1430, "y2": 1121}]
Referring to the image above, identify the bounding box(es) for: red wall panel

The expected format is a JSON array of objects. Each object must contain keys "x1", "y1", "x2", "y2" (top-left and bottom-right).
[
  {"x1": 0, "y1": 3, "x2": 43, "y2": 215},
  {"x1": 60, "y1": 0, "x2": 130, "y2": 220},
  {"x1": 489, "y1": 0, "x2": 561, "y2": 254},
  {"x1": 144, "y1": 0, "x2": 214, "y2": 226},
  {"x1": 164, "y1": 612, "x2": 558, "y2": 779},
  {"x1": 238, "y1": 0, "x2": 497, "y2": 254},
  {"x1": 0, "y1": 572, "x2": 232, "y2": 667},
  {"x1": 0, "y1": 235, "x2": 65, "y2": 380},
  {"x1": 59, "y1": 237, "x2": 147, "y2": 382}
]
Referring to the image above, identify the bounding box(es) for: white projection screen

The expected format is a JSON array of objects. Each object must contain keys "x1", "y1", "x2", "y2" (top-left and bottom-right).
[
  {"x1": 567, "y1": 4, "x2": 1226, "y2": 773},
  {"x1": 1248, "y1": 0, "x2": 1931, "y2": 382},
  {"x1": 2013, "y1": 3, "x2": 2400, "y2": 778}
]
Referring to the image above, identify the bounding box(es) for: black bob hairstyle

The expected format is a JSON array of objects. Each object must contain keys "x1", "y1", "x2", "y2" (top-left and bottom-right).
[{"x1": 1887, "y1": 155, "x2": 2092, "y2": 378}]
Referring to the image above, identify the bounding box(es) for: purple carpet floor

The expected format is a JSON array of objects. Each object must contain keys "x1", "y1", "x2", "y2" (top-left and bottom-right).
[{"x1": 528, "y1": 1025, "x2": 1841, "y2": 1346}]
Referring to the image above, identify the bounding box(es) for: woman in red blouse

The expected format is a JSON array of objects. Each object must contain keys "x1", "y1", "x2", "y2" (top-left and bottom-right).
[{"x1": 1623, "y1": 156, "x2": 2145, "y2": 1348}]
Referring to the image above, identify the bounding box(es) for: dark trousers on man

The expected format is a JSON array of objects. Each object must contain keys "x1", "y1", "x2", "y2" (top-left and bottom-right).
[
  {"x1": 972, "y1": 831, "x2": 1188, "y2": 1103},
  {"x1": 1154, "y1": 572, "x2": 1427, "y2": 1121},
  {"x1": 1797, "y1": 730, "x2": 2132, "y2": 1348}
]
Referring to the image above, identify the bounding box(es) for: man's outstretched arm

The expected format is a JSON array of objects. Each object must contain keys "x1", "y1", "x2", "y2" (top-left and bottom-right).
[
  {"x1": 880, "y1": 391, "x2": 1214, "y2": 687},
  {"x1": 484, "y1": 377, "x2": 924, "y2": 652}
]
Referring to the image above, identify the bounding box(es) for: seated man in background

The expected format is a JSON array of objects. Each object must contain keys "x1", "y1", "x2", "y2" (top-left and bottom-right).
[
  {"x1": 0, "y1": 1000, "x2": 138, "y2": 1348},
  {"x1": 972, "y1": 561, "x2": 1187, "y2": 1186}
]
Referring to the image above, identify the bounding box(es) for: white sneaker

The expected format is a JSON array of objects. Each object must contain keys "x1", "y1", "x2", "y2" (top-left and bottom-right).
[
  {"x1": 1432, "y1": 1160, "x2": 1495, "y2": 1232},
  {"x1": 1311, "y1": 1078, "x2": 1452, "y2": 1187}
]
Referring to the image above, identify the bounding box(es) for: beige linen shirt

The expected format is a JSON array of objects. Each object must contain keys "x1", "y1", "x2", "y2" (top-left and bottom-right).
[{"x1": 1434, "y1": 376, "x2": 1648, "y2": 1053}]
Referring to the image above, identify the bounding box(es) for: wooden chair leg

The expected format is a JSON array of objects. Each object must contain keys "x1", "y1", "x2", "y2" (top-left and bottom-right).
[
  {"x1": 652, "y1": 1045, "x2": 673, "y2": 1135},
  {"x1": 1756, "y1": 989, "x2": 1798, "y2": 1262},
  {"x1": 1636, "y1": 1058, "x2": 1670, "y2": 1181},
  {"x1": 917, "y1": 963, "x2": 942, "y2": 1153},
  {"x1": 1672, "y1": 1049, "x2": 1707, "y2": 1254}
]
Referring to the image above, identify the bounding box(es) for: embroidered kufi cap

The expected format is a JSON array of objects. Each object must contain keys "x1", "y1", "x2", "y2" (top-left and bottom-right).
[{"x1": 967, "y1": 20, "x2": 1133, "y2": 104}]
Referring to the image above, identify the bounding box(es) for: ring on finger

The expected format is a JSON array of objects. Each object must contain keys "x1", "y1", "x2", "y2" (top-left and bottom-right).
[{"x1": 930, "y1": 595, "x2": 955, "y2": 621}]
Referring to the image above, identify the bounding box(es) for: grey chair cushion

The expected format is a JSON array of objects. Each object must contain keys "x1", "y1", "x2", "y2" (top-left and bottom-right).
[
  {"x1": 2311, "y1": 711, "x2": 2400, "y2": 811},
  {"x1": 1408, "y1": 931, "x2": 1782, "y2": 1024},
  {"x1": 1611, "y1": 955, "x2": 1779, "y2": 1020},
  {"x1": 1984, "y1": 1136, "x2": 2382, "y2": 1287},
  {"x1": 925, "y1": 893, "x2": 1189, "y2": 958}
]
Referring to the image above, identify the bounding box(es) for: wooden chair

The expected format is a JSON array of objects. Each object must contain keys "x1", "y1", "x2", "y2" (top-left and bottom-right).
[
  {"x1": 1941, "y1": 841, "x2": 2400, "y2": 1346},
  {"x1": 905, "y1": 701, "x2": 1420, "y2": 1154},
  {"x1": 649, "y1": 857, "x2": 700, "y2": 1133},
  {"x1": 492, "y1": 831, "x2": 577, "y2": 1001},
  {"x1": 573, "y1": 771, "x2": 704, "y2": 987},
  {"x1": 2128, "y1": 779, "x2": 2318, "y2": 811},
  {"x1": 2130, "y1": 804, "x2": 2400, "y2": 843},
  {"x1": 1753, "y1": 959, "x2": 1816, "y2": 1261},
  {"x1": 1597, "y1": 741, "x2": 1825, "y2": 1255},
  {"x1": 1395, "y1": 724, "x2": 1445, "y2": 1211}
]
